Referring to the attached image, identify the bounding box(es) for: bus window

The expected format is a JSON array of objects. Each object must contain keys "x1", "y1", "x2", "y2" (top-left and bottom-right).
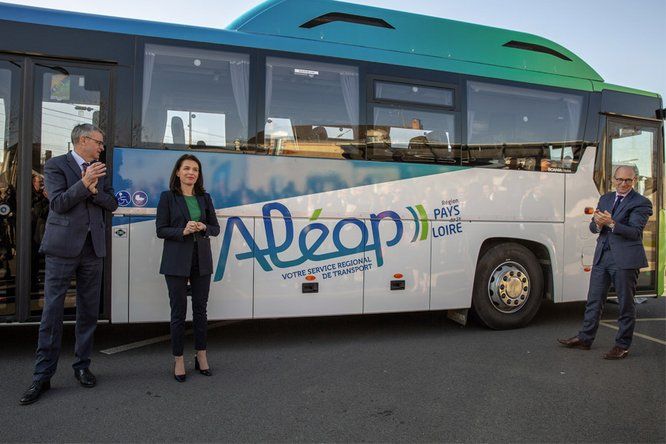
[
  {"x1": 374, "y1": 80, "x2": 454, "y2": 107},
  {"x1": 164, "y1": 111, "x2": 226, "y2": 147},
  {"x1": 369, "y1": 106, "x2": 458, "y2": 164},
  {"x1": 264, "y1": 57, "x2": 361, "y2": 160},
  {"x1": 39, "y1": 77, "x2": 100, "y2": 158},
  {"x1": 466, "y1": 81, "x2": 584, "y2": 171},
  {"x1": 368, "y1": 79, "x2": 459, "y2": 164},
  {"x1": 141, "y1": 44, "x2": 249, "y2": 150}
]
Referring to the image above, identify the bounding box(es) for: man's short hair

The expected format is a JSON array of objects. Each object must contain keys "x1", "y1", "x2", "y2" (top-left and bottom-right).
[
  {"x1": 71, "y1": 124, "x2": 104, "y2": 146},
  {"x1": 614, "y1": 164, "x2": 638, "y2": 178}
]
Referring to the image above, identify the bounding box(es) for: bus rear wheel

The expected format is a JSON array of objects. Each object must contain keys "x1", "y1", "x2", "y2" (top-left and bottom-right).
[{"x1": 472, "y1": 243, "x2": 543, "y2": 329}]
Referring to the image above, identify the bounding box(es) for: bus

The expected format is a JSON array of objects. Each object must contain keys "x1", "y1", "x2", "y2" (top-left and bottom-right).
[{"x1": 0, "y1": 0, "x2": 663, "y2": 328}]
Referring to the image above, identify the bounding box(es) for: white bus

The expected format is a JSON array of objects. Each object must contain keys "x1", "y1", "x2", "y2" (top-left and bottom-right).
[{"x1": 0, "y1": 0, "x2": 663, "y2": 328}]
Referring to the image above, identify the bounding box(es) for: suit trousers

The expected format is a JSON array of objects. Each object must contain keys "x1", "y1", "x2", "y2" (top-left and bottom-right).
[
  {"x1": 33, "y1": 234, "x2": 102, "y2": 382},
  {"x1": 165, "y1": 243, "x2": 211, "y2": 356},
  {"x1": 578, "y1": 248, "x2": 638, "y2": 349}
]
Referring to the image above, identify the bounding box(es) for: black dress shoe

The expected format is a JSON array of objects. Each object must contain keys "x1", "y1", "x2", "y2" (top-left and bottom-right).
[
  {"x1": 557, "y1": 336, "x2": 591, "y2": 350},
  {"x1": 174, "y1": 362, "x2": 186, "y2": 382},
  {"x1": 174, "y1": 373, "x2": 186, "y2": 382},
  {"x1": 195, "y1": 356, "x2": 212, "y2": 376},
  {"x1": 74, "y1": 368, "x2": 97, "y2": 388},
  {"x1": 19, "y1": 380, "x2": 50, "y2": 405}
]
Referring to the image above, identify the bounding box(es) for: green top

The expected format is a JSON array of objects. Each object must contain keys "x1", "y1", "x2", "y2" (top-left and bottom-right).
[{"x1": 184, "y1": 196, "x2": 201, "y2": 222}]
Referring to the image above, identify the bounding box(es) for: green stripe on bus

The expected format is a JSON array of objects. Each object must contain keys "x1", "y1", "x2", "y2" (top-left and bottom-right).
[
  {"x1": 406, "y1": 206, "x2": 420, "y2": 242},
  {"x1": 309, "y1": 208, "x2": 322, "y2": 221},
  {"x1": 415, "y1": 204, "x2": 429, "y2": 241},
  {"x1": 658, "y1": 209, "x2": 665, "y2": 296}
]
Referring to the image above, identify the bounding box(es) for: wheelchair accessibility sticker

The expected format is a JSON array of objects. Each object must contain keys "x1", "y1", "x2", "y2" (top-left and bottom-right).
[{"x1": 115, "y1": 190, "x2": 131, "y2": 207}]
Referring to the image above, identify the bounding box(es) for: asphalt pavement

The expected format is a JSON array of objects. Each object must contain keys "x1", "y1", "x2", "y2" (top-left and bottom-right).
[{"x1": 1, "y1": 298, "x2": 664, "y2": 442}]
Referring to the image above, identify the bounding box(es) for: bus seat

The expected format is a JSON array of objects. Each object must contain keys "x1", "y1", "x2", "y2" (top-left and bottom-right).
[
  {"x1": 171, "y1": 116, "x2": 185, "y2": 145},
  {"x1": 312, "y1": 126, "x2": 328, "y2": 141},
  {"x1": 293, "y1": 125, "x2": 313, "y2": 142}
]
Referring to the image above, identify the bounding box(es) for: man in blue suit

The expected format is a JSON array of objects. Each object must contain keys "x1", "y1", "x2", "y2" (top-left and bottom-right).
[
  {"x1": 20, "y1": 124, "x2": 118, "y2": 405},
  {"x1": 559, "y1": 165, "x2": 652, "y2": 359}
]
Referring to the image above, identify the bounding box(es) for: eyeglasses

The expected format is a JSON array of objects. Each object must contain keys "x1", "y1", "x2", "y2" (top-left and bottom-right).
[
  {"x1": 614, "y1": 177, "x2": 635, "y2": 184},
  {"x1": 84, "y1": 136, "x2": 105, "y2": 147}
]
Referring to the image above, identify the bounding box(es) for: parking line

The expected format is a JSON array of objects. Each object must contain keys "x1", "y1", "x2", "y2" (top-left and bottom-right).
[
  {"x1": 100, "y1": 320, "x2": 240, "y2": 355},
  {"x1": 600, "y1": 319, "x2": 666, "y2": 346}
]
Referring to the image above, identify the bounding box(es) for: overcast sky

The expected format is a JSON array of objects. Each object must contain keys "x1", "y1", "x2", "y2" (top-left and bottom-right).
[{"x1": 5, "y1": 0, "x2": 666, "y2": 101}]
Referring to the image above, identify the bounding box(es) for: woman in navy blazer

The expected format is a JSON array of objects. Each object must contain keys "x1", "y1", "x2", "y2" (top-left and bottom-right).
[{"x1": 156, "y1": 154, "x2": 220, "y2": 382}]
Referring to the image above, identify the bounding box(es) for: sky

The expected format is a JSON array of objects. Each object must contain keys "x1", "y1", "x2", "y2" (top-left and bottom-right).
[{"x1": 4, "y1": 0, "x2": 666, "y2": 101}]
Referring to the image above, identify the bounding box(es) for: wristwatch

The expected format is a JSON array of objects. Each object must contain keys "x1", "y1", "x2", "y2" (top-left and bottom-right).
[{"x1": 609, "y1": 222, "x2": 615, "y2": 231}]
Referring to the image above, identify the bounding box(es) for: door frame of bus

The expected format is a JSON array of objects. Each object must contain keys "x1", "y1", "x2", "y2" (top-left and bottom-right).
[
  {"x1": 0, "y1": 54, "x2": 24, "y2": 323},
  {"x1": 0, "y1": 55, "x2": 116, "y2": 323},
  {"x1": 602, "y1": 113, "x2": 663, "y2": 294}
]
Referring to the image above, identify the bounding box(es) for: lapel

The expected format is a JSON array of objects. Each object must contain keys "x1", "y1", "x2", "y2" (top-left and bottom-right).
[
  {"x1": 66, "y1": 152, "x2": 82, "y2": 179},
  {"x1": 174, "y1": 193, "x2": 191, "y2": 221},
  {"x1": 601, "y1": 192, "x2": 614, "y2": 213}
]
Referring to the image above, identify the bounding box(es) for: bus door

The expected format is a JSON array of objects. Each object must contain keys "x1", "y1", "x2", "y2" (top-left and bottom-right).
[
  {"x1": 0, "y1": 56, "x2": 113, "y2": 322},
  {"x1": 605, "y1": 117, "x2": 661, "y2": 294},
  {"x1": 0, "y1": 57, "x2": 21, "y2": 321}
]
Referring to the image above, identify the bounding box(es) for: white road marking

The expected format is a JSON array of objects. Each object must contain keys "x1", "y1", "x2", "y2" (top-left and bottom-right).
[
  {"x1": 600, "y1": 318, "x2": 666, "y2": 346},
  {"x1": 100, "y1": 320, "x2": 240, "y2": 355}
]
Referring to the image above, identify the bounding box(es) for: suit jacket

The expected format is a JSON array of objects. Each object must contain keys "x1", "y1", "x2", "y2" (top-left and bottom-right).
[
  {"x1": 40, "y1": 152, "x2": 118, "y2": 258},
  {"x1": 156, "y1": 190, "x2": 220, "y2": 276},
  {"x1": 589, "y1": 189, "x2": 653, "y2": 269}
]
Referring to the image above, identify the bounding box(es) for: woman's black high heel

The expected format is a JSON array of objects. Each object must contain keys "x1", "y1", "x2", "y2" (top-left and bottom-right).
[
  {"x1": 195, "y1": 356, "x2": 212, "y2": 376},
  {"x1": 174, "y1": 363, "x2": 186, "y2": 382}
]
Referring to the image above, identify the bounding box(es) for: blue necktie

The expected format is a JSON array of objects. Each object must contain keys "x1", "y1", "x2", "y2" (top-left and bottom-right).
[{"x1": 612, "y1": 195, "x2": 624, "y2": 215}]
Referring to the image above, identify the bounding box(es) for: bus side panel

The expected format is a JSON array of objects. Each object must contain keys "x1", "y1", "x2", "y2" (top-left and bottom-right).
[
  {"x1": 364, "y1": 213, "x2": 430, "y2": 314},
  {"x1": 128, "y1": 218, "x2": 171, "y2": 322},
  {"x1": 430, "y1": 221, "x2": 474, "y2": 310},
  {"x1": 208, "y1": 217, "x2": 254, "y2": 320},
  {"x1": 111, "y1": 217, "x2": 130, "y2": 323},
  {"x1": 252, "y1": 217, "x2": 364, "y2": 318},
  {"x1": 561, "y1": 147, "x2": 599, "y2": 302}
]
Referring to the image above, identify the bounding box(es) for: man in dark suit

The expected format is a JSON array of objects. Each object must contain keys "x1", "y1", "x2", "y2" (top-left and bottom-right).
[
  {"x1": 558, "y1": 165, "x2": 653, "y2": 359},
  {"x1": 20, "y1": 124, "x2": 118, "y2": 405}
]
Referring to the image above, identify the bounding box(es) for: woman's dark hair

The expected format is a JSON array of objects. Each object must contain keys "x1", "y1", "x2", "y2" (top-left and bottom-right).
[{"x1": 169, "y1": 154, "x2": 206, "y2": 195}]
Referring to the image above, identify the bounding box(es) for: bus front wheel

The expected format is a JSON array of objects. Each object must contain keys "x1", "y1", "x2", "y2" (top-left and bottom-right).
[{"x1": 472, "y1": 243, "x2": 543, "y2": 329}]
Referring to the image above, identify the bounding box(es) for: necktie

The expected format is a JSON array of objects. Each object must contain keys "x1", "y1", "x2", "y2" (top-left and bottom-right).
[{"x1": 612, "y1": 195, "x2": 624, "y2": 215}]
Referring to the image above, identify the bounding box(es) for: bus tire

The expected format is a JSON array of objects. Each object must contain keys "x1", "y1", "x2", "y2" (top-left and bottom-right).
[{"x1": 472, "y1": 242, "x2": 543, "y2": 330}]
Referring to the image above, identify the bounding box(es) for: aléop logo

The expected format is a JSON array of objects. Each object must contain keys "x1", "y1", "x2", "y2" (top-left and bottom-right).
[{"x1": 214, "y1": 200, "x2": 462, "y2": 282}]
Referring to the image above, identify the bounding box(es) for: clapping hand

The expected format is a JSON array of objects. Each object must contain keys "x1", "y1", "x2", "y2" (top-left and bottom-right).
[
  {"x1": 82, "y1": 162, "x2": 106, "y2": 194},
  {"x1": 593, "y1": 209, "x2": 613, "y2": 227}
]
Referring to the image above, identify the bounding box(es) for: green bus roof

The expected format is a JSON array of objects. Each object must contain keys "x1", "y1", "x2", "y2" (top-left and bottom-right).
[{"x1": 230, "y1": 0, "x2": 602, "y2": 82}]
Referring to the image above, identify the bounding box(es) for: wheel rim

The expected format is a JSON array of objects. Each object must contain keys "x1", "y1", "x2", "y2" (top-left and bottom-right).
[{"x1": 487, "y1": 261, "x2": 530, "y2": 314}]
